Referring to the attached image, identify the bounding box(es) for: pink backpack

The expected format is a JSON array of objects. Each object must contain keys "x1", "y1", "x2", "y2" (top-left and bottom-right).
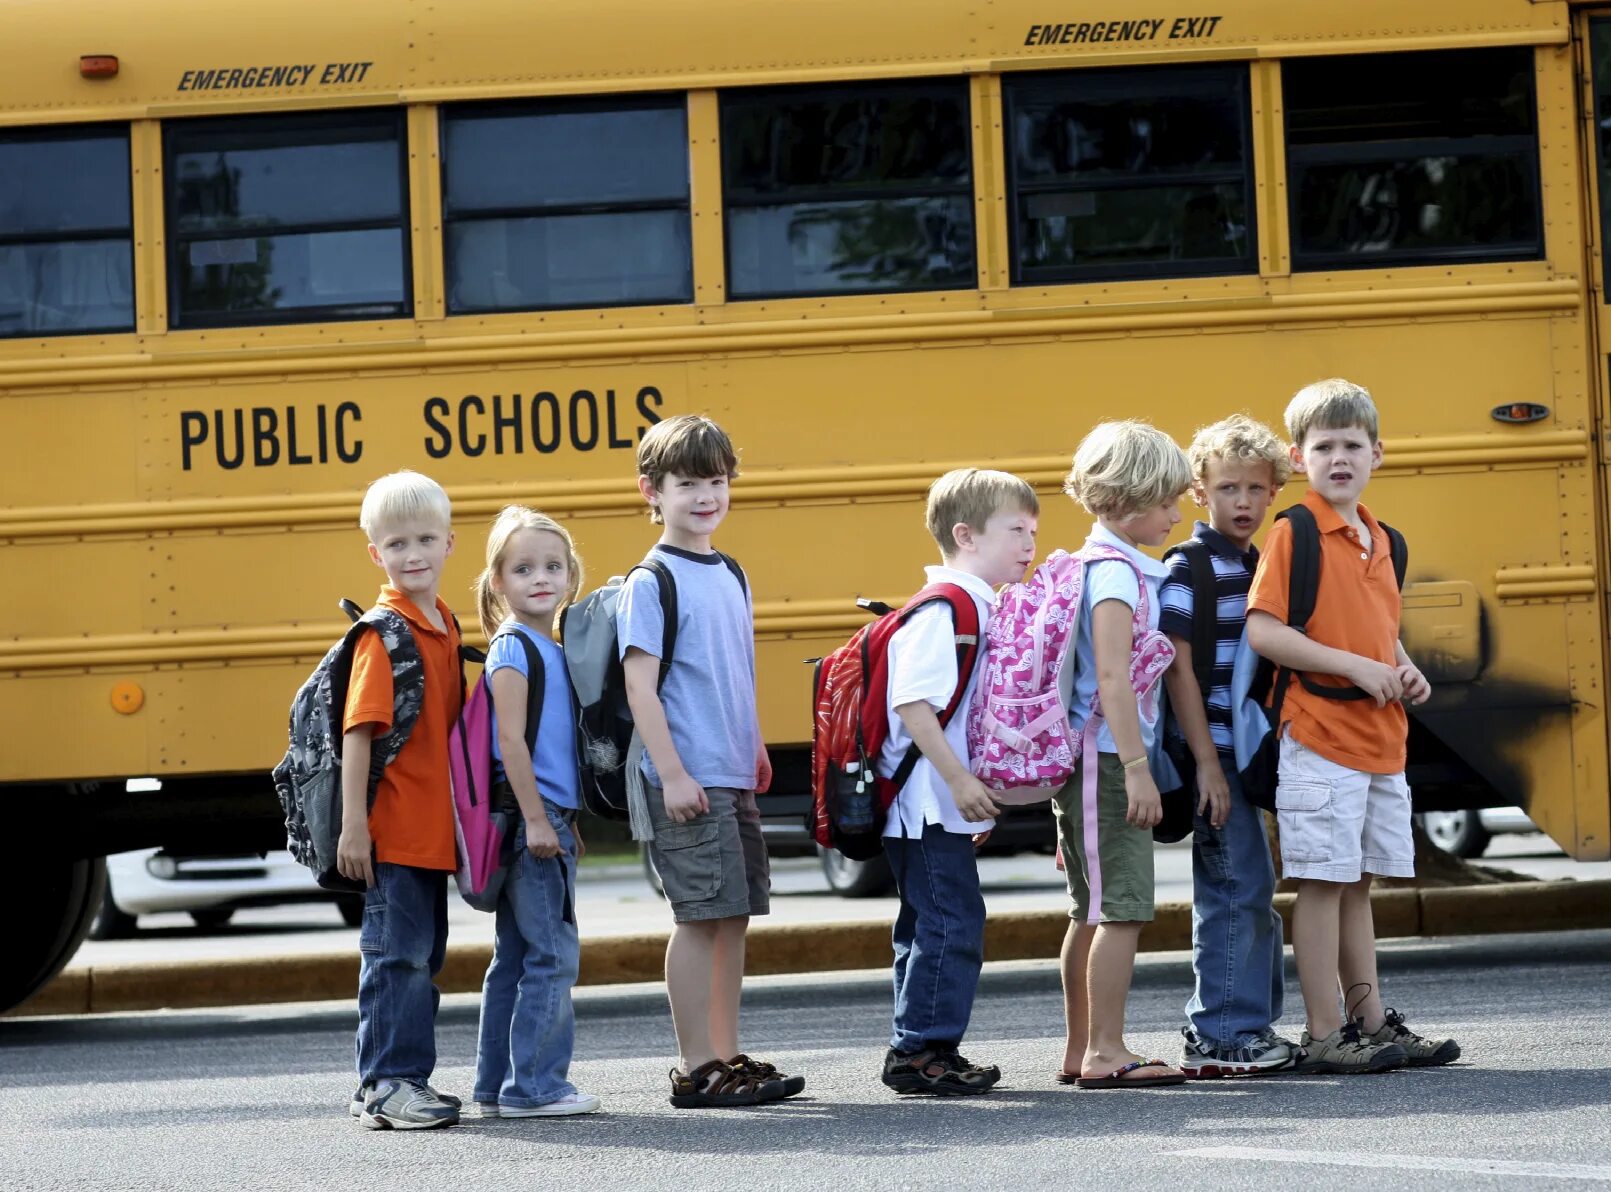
[
  {"x1": 969, "y1": 546, "x2": 1175, "y2": 801},
  {"x1": 449, "y1": 628, "x2": 544, "y2": 911}
]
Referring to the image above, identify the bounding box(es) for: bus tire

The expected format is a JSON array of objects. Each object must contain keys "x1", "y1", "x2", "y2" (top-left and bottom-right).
[{"x1": 3, "y1": 855, "x2": 106, "y2": 1014}]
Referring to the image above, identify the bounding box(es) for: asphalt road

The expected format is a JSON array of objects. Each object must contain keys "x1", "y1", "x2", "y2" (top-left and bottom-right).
[
  {"x1": 9, "y1": 931, "x2": 1610, "y2": 1191},
  {"x1": 70, "y1": 834, "x2": 1607, "y2": 968}
]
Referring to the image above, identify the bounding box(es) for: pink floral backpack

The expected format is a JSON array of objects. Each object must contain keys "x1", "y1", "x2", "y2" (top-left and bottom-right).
[{"x1": 969, "y1": 545, "x2": 1175, "y2": 803}]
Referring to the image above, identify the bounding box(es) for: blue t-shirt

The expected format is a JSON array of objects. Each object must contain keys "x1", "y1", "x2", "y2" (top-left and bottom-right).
[
  {"x1": 487, "y1": 620, "x2": 580, "y2": 810},
  {"x1": 614, "y1": 544, "x2": 761, "y2": 791}
]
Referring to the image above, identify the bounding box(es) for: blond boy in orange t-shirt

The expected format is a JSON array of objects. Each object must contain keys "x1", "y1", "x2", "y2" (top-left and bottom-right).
[
  {"x1": 1247, "y1": 379, "x2": 1460, "y2": 1076},
  {"x1": 337, "y1": 470, "x2": 464, "y2": 1130}
]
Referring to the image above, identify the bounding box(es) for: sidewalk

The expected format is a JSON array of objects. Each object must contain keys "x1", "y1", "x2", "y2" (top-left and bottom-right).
[{"x1": 13, "y1": 877, "x2": 1608, "y2": 1019}]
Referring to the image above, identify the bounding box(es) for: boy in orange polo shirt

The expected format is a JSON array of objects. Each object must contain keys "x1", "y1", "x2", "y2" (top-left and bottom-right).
[
  {"x1": 337, "y1": 470, "x2": 464, "y2": 1129},
  {"x1": 1247, "y1": 379, "x2": 1460, "y2": 1075}
]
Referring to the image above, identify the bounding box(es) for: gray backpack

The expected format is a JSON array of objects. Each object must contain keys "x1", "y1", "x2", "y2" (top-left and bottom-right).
[
  {"x1": 560, "y1": 552, "x2": 744, "y2": 829},
  {"x1": 271, "y1": 601, "x2": 424, "y2": 890}
]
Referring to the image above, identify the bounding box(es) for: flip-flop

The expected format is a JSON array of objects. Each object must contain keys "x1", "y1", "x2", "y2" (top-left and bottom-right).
[
  {"x1": 1074, "y1": 1059, "x2": 1187, "y2": 1089},
  {"x1": 1054, "y1": 1071, "x2": 1080, "y2": 1085}
]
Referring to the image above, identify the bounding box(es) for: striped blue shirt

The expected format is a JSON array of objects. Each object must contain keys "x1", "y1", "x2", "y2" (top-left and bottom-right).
[{"x1": 1159, "y1": 522, "x2": 1258, "y2": 760}]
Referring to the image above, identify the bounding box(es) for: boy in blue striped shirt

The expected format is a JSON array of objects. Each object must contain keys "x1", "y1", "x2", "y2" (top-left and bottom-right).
[{"x1": 1158, "y1": 415, "x2": 1295, "y2": 1077}]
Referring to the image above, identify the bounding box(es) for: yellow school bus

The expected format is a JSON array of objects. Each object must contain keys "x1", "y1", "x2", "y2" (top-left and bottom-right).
[{"x1": 5, "y1": 0, "x2": 1610, "y2": 1009}]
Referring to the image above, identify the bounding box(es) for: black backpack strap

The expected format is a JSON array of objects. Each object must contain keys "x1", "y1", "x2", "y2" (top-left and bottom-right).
[
  {"x1": 354, "y1": 607, "x2": 422, "y2": 801},
  {"x1": 632, "y1": 557, "x2": 679, "y2": 692},
  {"x1": 1174, "y1": 539, "x2": 1218, "y2": 695},
  {"x1": 1382, "y1": 522, "x2": 1409, "y2": 590},
  {"x1": 715, "y1": 550, "x2": 748, "y2": 599},
  {"x1": 490, "y1": 627, "x2": 547, "y2": 756}
]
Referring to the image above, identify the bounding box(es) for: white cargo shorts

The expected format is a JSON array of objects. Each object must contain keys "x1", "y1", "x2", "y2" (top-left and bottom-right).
[{"x1": 1276, "y1": 732, "x2": 1415, "y2": 883}]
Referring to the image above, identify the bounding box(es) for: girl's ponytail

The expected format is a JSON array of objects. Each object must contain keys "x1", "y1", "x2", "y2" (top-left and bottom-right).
[{"x1": 475, "y1": 567, "x2": 505, "y2": 643}]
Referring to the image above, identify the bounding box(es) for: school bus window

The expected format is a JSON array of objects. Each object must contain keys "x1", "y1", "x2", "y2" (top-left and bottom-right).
[
  {"x1": 1587, "y1": 20, "x2": 1611, "y2": 292},
  {"x1": 720, "y1": 80, "x2": 975, "y2": 300},
  {"x1": 163, "y1": 109, "x2": 410, "y2": 329},
  {"x1": 441, "y1": 97, "x2": 691, "y2": 314},
  {"x1": 0, "y1": 125, "x2": 133, "y2": 339},
  {"x1": 1284, "y1": 47, "x2": 1542, "y2": 271},
  {"x1": 1003, "y1": 65, "x2": 1256, "y2": 284}
]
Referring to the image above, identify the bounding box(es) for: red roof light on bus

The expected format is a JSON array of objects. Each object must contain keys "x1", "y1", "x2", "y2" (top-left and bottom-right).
[{"x1": 79, "y1": 55, "x2": 119, "y2": 79}]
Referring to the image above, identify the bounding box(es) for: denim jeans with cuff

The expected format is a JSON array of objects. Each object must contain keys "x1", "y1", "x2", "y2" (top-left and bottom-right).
[
  {"x1": 1185, "y1": 765, "x2": 1286, "y2": 1048},
  {"x1": 355, "y1": 862, "x2": 449, "y2": 1084},
  {"x1": 474, "y1": 800, "x2": 581, "y2": 1108},
  {"x1": 884, "y1": 823, "x2": 986, "y2": 1054}
]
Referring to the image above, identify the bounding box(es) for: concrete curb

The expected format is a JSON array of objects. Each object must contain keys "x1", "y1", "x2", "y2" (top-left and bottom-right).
[{"x1": 10, "y1": 878, "x2": 1608, "y2": 1019}]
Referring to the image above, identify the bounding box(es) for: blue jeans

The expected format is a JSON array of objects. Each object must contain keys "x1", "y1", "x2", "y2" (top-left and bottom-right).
[
  {"x1": 474, "y1": 802, "x2": 580, "y2": 1108},
  {"x1": 355, "y1": 862, "x2": 449, "y2": 1084},
  {"x1": 884, "y1": 824, "x2": 985, "y2": 1053},
  {"x1": 1186, "y1": 764, "x2": 1286, "y2": 1047}
]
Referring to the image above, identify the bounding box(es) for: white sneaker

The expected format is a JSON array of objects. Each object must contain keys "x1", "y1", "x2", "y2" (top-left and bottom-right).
[
  {"x1": 498, "y1": 1092, "x2": 601, "y2": 1118},
  {"x1": 476, "y1": 1102, "x2": 501, "y2": 1118}
]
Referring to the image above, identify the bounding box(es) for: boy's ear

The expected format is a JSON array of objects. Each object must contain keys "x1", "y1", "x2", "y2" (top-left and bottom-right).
[
  {"x1": 636, "y1": 473, "x2": 660, "y2": 510},
  {"x1": 950, "y1": 520, "x2": 974, "y2": 553},
  {"x1": 1369, "y1": 439, "x2": 1384, "y2": 471},
  {"x1": 444, "y1": 529, "x2": 455, "y2": 558},
  {"x1": 1287, "y1": 443, "x2": 1307, "y2": 475},
  {"x1": 1190, "y1": 479, "x2": 1209, "y2": 509},
  {"x1": 366, "y1": 541, "x2": 384, "y2": 568}
]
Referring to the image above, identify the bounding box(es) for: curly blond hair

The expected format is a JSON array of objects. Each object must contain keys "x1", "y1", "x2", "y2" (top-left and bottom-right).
[{"x1": 1188, "y1": 414, "x2": 1292, "y2": 487}]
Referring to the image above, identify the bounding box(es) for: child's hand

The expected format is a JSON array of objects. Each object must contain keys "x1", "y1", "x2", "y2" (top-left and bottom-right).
[
  {"x1": 336, "y1": 821, "x2": 375, "y2": 888},
  {"x1": 948, "y1": 772, "x2": 1002, "y2": 823},
  {"x1": 525, "y1": 816, "x2": 562, "y2": 859},
  {"x1": 1196, "y1": 762, "x2": 1230, "y2": 829},
  {"x1": 1124, "y1": 767, "x2": 1163, "y2": 829},
  {"x1": 755, "y1": 744, "x2": 773, "y2": 795},
  {"x1": 1396, "y1": 663, "x2": 1432, "y2": 706},
  {"x1": 1347, "y1": 658, "x2": 1404, "y2": 707},
  {"x1": 662, "y1": 773, "x2": 709, "y2": 823}
]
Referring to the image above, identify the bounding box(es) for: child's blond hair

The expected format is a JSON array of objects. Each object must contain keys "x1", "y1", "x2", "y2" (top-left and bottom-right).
[
  {"x1": 1188, "y1": 414, "x2": 1292, "y2": 488},
  {"x1": 1064, "y1": 421, "x2": 1191, "y2": 518},
  {"x1": 636, "y1": 415, "x2": 740, "y2": 525},
  {"x1": 359, "y1": 470, "x2": 451, "y2": 542},
  {"x1": 1285, "y1": 378, "x2": 1379, "y2": 447},
  {"x1": 473, "y1": 505, "x2": 585, "y2": 640},
  {"x1": 925, "y1": 468, "x2": 1040, "y2": 557}
]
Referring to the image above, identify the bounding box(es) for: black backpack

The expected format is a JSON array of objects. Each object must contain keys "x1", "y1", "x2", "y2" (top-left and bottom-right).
[
  {"x1": 272, "y1": 599, "x2": 475, "y2": 890},
  {"x1": 559, "y1": 551, "x2": 747, "y2": 821},
  {"x1": 1155, "y1": 538, "x2": 1218, "y2": 843},
  {"x1": 1242, "y1": 505, "x2": 1409, "y2": 810}
]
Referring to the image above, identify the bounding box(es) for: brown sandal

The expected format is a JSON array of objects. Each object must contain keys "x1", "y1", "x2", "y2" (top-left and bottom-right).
[
  {"x1": 730, "y1": 1053, "x2": 806, "y2": 1098},
  {"x1": 668, "y1": 1059, "x2": 786, "y2": 1108}
]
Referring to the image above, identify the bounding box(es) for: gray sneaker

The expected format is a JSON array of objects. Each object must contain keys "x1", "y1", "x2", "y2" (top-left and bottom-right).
[
  {"x1": 1297, "y1": 1022, "x2": 1407, "y2": 1075},
  {"x1": 1363, "y1": 1009, "x2": 1461, "y2": 1067},
  {"x1": 351, "y1": 1082, "x2": 461, "y2": 1117},
  {"x1": 360, "y1": 1078, "x2": 461, "y2": 1130},
  {"x1": 1179, "y1": 1026, "x2": 1295, "y2": 1078}
]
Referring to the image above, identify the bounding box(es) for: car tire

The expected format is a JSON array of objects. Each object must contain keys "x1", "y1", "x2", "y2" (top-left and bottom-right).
[
  {"x1": 337, "y1": 894, "x2": 365, "y2": 927},
  {"x1": 1419, "y1": 810, "x2": 1491, "y2": 858},
  {"x1": 89, "y1": 885, "x2": 137, "y2": 941},
  {"x1": 818, "y1": 846, "x2": 894, "y2": 898},
  {"x1": 190, "y1": 907, "x2": 235, "y2": 930}
]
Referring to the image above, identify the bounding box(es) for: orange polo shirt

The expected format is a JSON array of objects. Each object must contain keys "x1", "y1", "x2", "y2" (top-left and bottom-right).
[
  {"x1": 1246, "y1": 489, "x2": 1407, "y2": 775},
  {"x1": 342, "y1": 586, "x2": 461, "y2": 870}
]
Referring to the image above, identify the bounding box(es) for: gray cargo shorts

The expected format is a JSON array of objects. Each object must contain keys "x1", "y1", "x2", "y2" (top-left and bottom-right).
[{"x1": 646, "y1": 785, "x2": 770, "y2": 923}]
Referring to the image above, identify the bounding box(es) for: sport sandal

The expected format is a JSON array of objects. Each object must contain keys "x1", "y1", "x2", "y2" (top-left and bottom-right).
[
  {"x1": 729, "y1": 1053, "x2": 805, "y2": 1098},
  {"x1": 1363, "y1": 1009, "x2": 1461, "y2": 1067},
  {"x1": 668, "y1": 1059, "x2": 786, "y2": 1108},
  {"x1": 881, "y1": 1048, "x2": 997, "y2": 1096}
]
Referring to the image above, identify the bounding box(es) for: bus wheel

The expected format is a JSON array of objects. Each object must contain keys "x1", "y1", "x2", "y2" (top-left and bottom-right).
[{"x1": 3, "y1": 855, "x2": 105, "y2": 1014}]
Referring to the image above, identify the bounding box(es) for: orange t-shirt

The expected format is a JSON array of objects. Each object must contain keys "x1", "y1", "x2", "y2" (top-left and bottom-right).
[
  {"x1": 1246, "y1": 489, "x2": 1407, "y2": 775},
  {"x1": 342, "y1": 586, "x2": 462, "y2": 870}
]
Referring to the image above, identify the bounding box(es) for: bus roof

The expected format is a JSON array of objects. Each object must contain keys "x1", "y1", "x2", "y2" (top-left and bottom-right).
[{"x1": 0, "y1": 0, "x2": 1565, "y2": 126}]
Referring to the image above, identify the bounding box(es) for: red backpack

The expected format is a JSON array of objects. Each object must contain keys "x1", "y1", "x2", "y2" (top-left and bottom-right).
[{"x1": 809, "y1": 585, "x2": 980, "y2": 861}]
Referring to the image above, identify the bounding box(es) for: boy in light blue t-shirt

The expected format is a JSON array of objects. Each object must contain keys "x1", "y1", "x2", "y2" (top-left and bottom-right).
[{"x1": 616, "y1": 415, "x2": 799, "y2": 1110}]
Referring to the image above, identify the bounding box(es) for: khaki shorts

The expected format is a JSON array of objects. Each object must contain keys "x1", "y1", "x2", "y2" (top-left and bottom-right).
[
  {"x1": 1051, "y1": 752, "x2": 1155, "y2": 924},
  {"x1": 646, "y1": 785, "x2": 770, "y2": 923},
  {"x1": 1276, "y1": 733, "x2": 1414, "y2": 883}
]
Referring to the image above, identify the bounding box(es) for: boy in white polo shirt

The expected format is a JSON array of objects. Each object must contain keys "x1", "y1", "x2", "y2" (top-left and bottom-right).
[{"x1": 879, "y1": 468, "x2": 1039, "y2": 1096}]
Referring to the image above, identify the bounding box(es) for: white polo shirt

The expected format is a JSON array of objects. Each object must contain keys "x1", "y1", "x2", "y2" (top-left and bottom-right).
[{"x1": 877, "y1": 566, "x2": 997, "y2": 839}]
